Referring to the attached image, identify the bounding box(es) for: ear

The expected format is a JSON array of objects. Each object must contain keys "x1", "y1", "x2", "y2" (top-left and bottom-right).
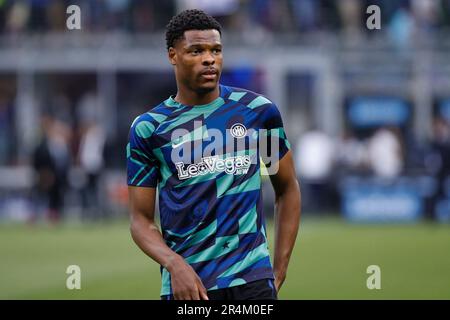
[{"x1": 168, "y1": 47, "x2": 177, "y2": 66}]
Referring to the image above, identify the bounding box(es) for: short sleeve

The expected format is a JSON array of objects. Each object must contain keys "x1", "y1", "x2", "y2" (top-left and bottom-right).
[
  {"x1": 126, "y1": 115, "x2": 160, "y2": 187},
  {"x1": 260, "y1": 102, "x2": 291, "y2": 166}
]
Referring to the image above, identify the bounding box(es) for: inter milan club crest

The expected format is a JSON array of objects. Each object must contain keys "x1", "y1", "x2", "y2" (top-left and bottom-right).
[{"x1": 230, "y1": 123, "x2": 247, "y2": 138}]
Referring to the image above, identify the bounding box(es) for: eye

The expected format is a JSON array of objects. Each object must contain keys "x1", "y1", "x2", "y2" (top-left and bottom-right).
[
  {"x1": 191, "y1": 49, "x2": 202, "y2": 55},
  {"x1": 212, "y1": 48, "x2": 222, "y2": 54}
]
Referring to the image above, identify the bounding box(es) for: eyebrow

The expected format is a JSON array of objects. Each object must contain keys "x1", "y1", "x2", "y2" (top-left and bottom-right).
[{"x1": 186, "y1": 43, "x2": 222, "y2": 48}]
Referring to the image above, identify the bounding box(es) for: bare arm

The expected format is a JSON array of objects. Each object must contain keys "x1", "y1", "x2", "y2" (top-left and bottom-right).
[
  {"x1": 268, "y1": 150, "x2": 301, "y2": 292},
  {"x1": 128, "y1": 186, "x2": 208, "y2": 300}
]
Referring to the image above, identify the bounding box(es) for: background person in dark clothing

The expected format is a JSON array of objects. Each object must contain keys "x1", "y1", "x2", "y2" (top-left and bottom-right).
[{"x1": 32, "y1": 115, "x2": 71, "y2": 224}]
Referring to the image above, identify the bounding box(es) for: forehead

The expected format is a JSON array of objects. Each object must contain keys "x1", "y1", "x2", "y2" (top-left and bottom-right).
[{"x1": 180, "y1": 29, "x2": 221, "y2": 47}]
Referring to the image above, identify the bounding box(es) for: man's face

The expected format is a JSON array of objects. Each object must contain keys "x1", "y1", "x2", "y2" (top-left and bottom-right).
[{"x1": 169, "y1": 29, "x2": 223, "y2": 94}]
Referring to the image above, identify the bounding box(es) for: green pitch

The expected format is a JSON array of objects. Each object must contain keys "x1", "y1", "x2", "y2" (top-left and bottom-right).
[{"x1": 1, "y1": 217, "x2": 449, "y2": 299}]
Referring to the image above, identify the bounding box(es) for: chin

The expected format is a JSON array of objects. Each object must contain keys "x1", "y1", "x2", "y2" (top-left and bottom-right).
[{"x1": 196, "y1": 83, "x2": 218, "y2": 94}]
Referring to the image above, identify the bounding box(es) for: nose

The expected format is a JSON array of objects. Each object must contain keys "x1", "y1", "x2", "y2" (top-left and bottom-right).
[{"x1": 202, "y1": 51, "x2": 215, "y2": 66}]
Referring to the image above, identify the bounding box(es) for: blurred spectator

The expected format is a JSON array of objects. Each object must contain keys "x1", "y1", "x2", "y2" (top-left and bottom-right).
[
  {"x1": 46, "y1": 93, "x2": 73, "y2": 128},
  {"x1": 0, "y1": 93, "x2": 14, "y2": 165},
  {"x1": 295, "y1": 128, "x2": 335, "y2": 212},
  {"x1": 390, "y1": 10, "x2": 414, "y2": 50},
  {"x1": 130, "y1": 1, "x2": 155, "y2": 32},
  {"x1": 367, "y1": 0, "x2": 408, "y2": 26},
  {"x1": 367, "y1": 126, "x2": 404, "y2": 178},
  {"x1": 430, "y1": 117, "x2": 450, "y2": 207},
  {"x1": 177, "y1": 0, "x2": 239, "y2": 16},
  {"x1": 45, "y1": 0, "x2": 67, "y2": 32},
  {"x1": 247, "y1": 0, "x2": 297, "y2": 33},
  {"x1": 76, "y1": 91, "x2": 103, "y2": 124},
  {"x1": 431, "y1": 116, "x2": 450, "y2": 151},
  {"x1": 105, "y1": 0, "x2": 130, "y2": 30},
  {"x1": 29, "y1": 0, "x2": 50, "y2": 31},
  {"x1": 336, "y1": 129, "x2": 369, "y2": 175},
  {"x1": 289, "y1": 0, "x2": 320, "y2": 32},
  {"x1": 296, "y1": 128, "x2": 335, "y2": 180},
  {"x1": 337, "y1": 0, "x2": 362, "y2": 37},
  {"x1": 77, "y1": 121, "x2": 106, "y2": 221},
  {"x1": 245, "y1": 0, "x2": 270, "y2": 30},
  {"x1": 5, "y1": 1, "x2": 30, "y2": 34},
  {"x1": 31, "y1": 115, "x2": 71, "y2": 224},
  {"x1": 441, "y1": 0, "x2": 450, "y2": 26},
  {"x1": 411, "y1": 0, "x2": 440, "y2": 33},
  {"x1": 75, "y1": 91, "x2": 106, "y2": 221},
  {"x1": 0, "y1": 0, "x2": 6, "y2": 33}
]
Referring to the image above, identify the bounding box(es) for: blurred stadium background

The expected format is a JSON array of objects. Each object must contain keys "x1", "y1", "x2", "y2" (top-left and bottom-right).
[{"x1": 0, "y1": 0, "x2": 449, "y2": 299}]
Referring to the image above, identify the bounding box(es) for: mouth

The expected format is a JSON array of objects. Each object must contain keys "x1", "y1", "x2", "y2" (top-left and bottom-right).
[{"x1": 200, "y1": 69, "x2": 218, "y2": 80}]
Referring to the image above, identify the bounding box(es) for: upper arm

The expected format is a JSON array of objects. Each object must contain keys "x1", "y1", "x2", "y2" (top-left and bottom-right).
[
  {"x1": 268, "y1": 151, "x2": 299, "y2": 197},
  {"x1": 259, "y1": 102, "x2": 291, "y2": 173},
  {"x1": 126, "y1": 114, "x2": 160, "y2": 223},
  {"x1": 128, "y1": 186, "x2": 157, "y2": 222},
  {"x1": 259, "y1": 101, "x2": 296, "y2": 195}
]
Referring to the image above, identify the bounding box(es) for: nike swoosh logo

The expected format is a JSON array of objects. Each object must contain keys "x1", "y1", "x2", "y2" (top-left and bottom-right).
[{"x1": 172, "y1": 139, "x2": 189, "y2": 148}]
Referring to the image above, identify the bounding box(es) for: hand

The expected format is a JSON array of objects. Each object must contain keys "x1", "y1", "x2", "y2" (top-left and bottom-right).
[{"x1": 169, "y1": 257, "x2": 209, "y2": 300}]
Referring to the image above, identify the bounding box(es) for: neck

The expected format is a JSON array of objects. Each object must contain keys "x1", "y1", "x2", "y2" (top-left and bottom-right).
[{"x1": 174, "y1": 85, "x2": 220, "y2": 106}]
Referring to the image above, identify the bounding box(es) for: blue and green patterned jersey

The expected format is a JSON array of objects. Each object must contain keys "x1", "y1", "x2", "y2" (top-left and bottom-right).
[{"x1": 126, "y1": 84, "x2": 291, "y2": 296}]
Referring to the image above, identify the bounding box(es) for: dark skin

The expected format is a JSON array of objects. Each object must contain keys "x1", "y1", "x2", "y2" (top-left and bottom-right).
[
  {"x1": 168, "y1": 29, "x2": 223, "y2": 106},
  {"x1": 128, "y1": 29, "x2": 301, "y2": 300},
  {"x1": 268, "y1": 152, "x2": 301, "y2": 291}
]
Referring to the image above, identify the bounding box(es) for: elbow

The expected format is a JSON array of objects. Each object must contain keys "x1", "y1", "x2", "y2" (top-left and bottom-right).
[
  {"x1": 129, "y1": 218, "x2": 137, "y2": 234},
  {"x1": 129, "y1": 211, "x2": 156, "y2": 237},
  {"x1": 129, "y1": 218, "x2": 139, "y2": 241},
  {"x1": 129, "y1": 211, "x2": 143, "y2": 239}
]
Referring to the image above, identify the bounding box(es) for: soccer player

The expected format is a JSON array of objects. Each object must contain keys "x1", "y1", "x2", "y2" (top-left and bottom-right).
[{"x1": 127, "y1": 9, "x2": 301, "y2": 300}]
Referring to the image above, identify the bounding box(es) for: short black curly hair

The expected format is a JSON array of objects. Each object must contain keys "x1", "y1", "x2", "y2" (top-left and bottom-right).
[{"x1": 165, "y1": 9, "x2": 222, "y2": 51}]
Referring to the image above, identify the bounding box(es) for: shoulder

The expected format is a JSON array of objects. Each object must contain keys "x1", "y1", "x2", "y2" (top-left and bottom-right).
[
  {"x1": 223, "y1": 86, "x2": 284, "y2": 129},
  {"x1": 129, "y1": 102, "x2": 172, "y2": 139},
  {"x1": 222, "y1": 85, "x2": 274, "y2": 109},
  {"x1": 223, "y1": 86, "x2": 282, "y2": 121}
]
